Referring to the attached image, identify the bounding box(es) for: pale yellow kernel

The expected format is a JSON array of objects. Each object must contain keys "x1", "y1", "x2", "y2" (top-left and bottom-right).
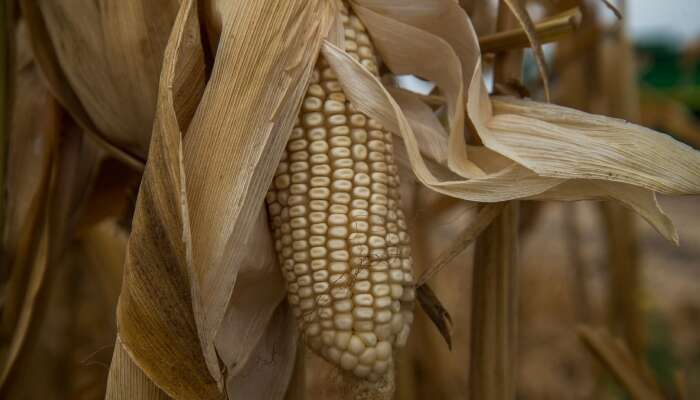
[
  {"x1": 287, "y1": 195, "x2": 304, "y2": 206},
  {"x1": 290, "y1": 217, "x2": 307, "y2": 229},
  {"x1": 354, "y1": 320, "x2": 375, "y2": 332},
  {"x1": 372, "y1": 161, "x2": 388, "y2": 172},
  {"x1": 329, "y1": 126, "x2": 350, "y2": 137},
  {"x1": 327, "y1": 347, "x2": 342, "y2": 363},
  {"x1": 292, "y1": 241, "x2": 308, "y2": 252},
  {"x1": 309, "y1": 247, "x2": 327, "y2": 259},
  {"x1": 310, "y1": 176, "x2": 330, "y2": 188},
  {"x1": 340, "y1": 352, "x2": 358, "y2": 370},
  {"x1": 309, "y1": 140, "x2": 329, "y2": 154},
  {"x1": 330, "y1": 136, "x2": 352, "y2": 148},
  {"x1": 289, "y1": 183, "x2": 308, "y2": 195},
  {"x1": 326, "y1": 113, "x2": 346, "y2": 126},
  {"x1": 351, "y1": 245, "x2": 369, "y2": 257},
  {"x1": 328, "y1": 213, "x2": 348, "y2": 226},
  {"x1": 368, "y1": 236, "x2": 386, "y2": 248},
  {"x1": 297, "y1": 275, "x2": 312, "y2": 286},
  {"x1": 328, "y1": 226, "x2": 348, "y2": 238},
  {"x1": 306, "y1": 322, "x2": 321, "y2": 336},
  {"x1": 351, "y1": 221, "x2": 369, "y2": 232},
  {"x1": 274, "y1": 175, "x2": 290, "y2": 189},
  {"x1": 354, "y1": 293, "x2": 374, "y2": 306},
  {"x1": 310, "y1": 153, "x2": 329, "y2": 165},
  {"x1": 328, "y1": 272, "x2": 350, "y2": 286},
  {"x1": 334, "y1": 314, "x2": 353, "y2": 330},
  {"x1": 333, "y1": 158, "x2": 354, "y2": 169},
  {"x1": 299, "y1": 298, "x2": 315, "y2": 310},
  {"x1": 335, "y1": 332, "x2": 351, "y2": 350},
  {"x1": 289, "y1": 205, "x2": 306, "y2": 218},
  {"x1": 290, "y1": 127, "x2": 304, "y2": 140},
  {"x1": 330, "y1": 250, "x2": 349, "y2": 262},
  {"x1": 327, "y1": 239, "x2": 346, "y2": 251},
  {"x1": 353, "y1": 186, "x2": 370, "y2": 199},
  {"x1": 303, "y1": 112, "x2": 323, "y2": 127},
  {"x1": 349, "y1": 232, "x2": 367, "y2": 244},
  {"x1": 329, "y1": 262, "x2": 348, "y2": 273},
  {"x1": 351, "y1": 209, "x2": 369, "y2": 221},
  {"x1": 375, "y1": 296, "x2": 392, "y2": 309},
  {"x1": 313, "y1": 270, "x2": 328, "y2": 282},
  {"x1": 331, "y1": 287, "x2": 351, "y2": 299},
  {"x1": 374, "y1": 309, "x2": 392, "y2": 324},
  {"x1": 307, "y1": 83, "x2": 325, "y2": 98},
  {"x1": 329, "y1": 204, "x2": 349, "y2": 214},
  {"x1": 334, "y1": 299, "x2": 352, "y2": 313},
  {"x1": 331, "y1": 192, "x2": 351, "y2": 204},
  {"x1": 373, "y1": 360, "x2": 389, "y2": 374},
  {"x1": 348, "y1": 336, "x2": 366, "y2": 356},
  {"x1": 310, "y1": 259, "x2": 327, "y2": 271},
  {"x1": 303, "y1": 96, "x2": 322, "y2": 111},
  {"x1": 309, "y1": 223, "x2": 328, "y2": 235},
  {"x1": 353, "y1": 280, "x2": 371, "y2": 292},
  {"x1": 390, "y1": 284, "x2": 404, "y2": 299},
  {"x1": 391, "y1": 313, "x2": 404, "y2": 333},
  {"x1": 368, "y1": 151, "x2": 385, "y2": 162},
  {"x1": 372, "y1": 284, "x2": 390, "y2": 297},
  {"x1": 308, "y1": 211, "x2": 326, "y2": 224},
  {"x1": 353, "y1": 307, "x2": 374, "y2": 320},
  {"x1": 313, "y1": 281, "x2": 330, "y2": 294},
  {"x1": 309, "y1": 187, "x2": 330, "y2": 200},
  {"x1": 307, "y1": 127, "x2": 326, "y2": 141},
  {"x1": 329, "y1": 147, "x2": 351, "y2": 159}
]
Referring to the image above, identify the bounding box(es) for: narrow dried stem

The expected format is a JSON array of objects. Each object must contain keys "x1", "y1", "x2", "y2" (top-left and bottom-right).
[
  {"x1": 480, "y1": 8, "x2": 581, "y2": 54},
  {"x1": 0, "y1": 0, "x2": 8, "y2": 245},
  {"x1": 600, "y1": 202, "x2": 645, "y2": 358},
  {"x1": 469, "y1": 4, "x2": 521, "y2": 399},
  {"x1": 564, "y1": 204, "x2": 592, "y2": 324},
  {"x1": 579, "y1": 327, "x2": 664, "y2": 400}
]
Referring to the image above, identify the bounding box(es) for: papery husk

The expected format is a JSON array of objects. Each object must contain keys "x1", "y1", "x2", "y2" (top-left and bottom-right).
[
  {"x1": 109, "y1": 0, "x2": 339, "y2": 397},
  {"x1": 336, "y1": 0, "x2": 700, "y2": 243},
  {"x1": 226, "y1": 302, "x2": 298, "y2": 399},
  {"x1": 20, "y1": 0, "x2": 180, "y2": 167},
  {"x1": 181, "y1": 0, "x2": 337, "y2": 387},
  {"x1": 107, "y1": 0, "x2": 216, "y2": 398}
]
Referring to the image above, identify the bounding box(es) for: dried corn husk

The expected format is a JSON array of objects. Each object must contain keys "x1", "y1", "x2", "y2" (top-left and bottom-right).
[{"x1": 20, "y1": 0, "x2": 180, "y2": 167}]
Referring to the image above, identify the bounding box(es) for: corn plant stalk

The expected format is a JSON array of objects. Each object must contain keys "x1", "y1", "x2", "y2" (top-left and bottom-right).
[
  {"x1": 0, "y1": 0, "x2": 8, "y2": 242},
  {"x1": 479, "y1": 7, "x2": 581, "y2": 54},
  {"x1": 469, "y1": 2, "x2": 522, "y2": 399}
]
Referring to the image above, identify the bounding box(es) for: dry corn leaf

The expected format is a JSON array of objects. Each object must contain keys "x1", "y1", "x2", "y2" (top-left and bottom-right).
[
  {"x1": 25, "y1": 0, "x2": 179, "y2": 163},
  {"x1": 225, "y1": 302, "x2": 298, "y2": 399},
  {"x1": 106, "y1": 338, "x2": 170, "y2": 400},
  {"x1": 343, "y1": 0, "x2": 699, "y2": 241},
  {"x1": 213, "y1": 208, "x2": 287, "y2": 382},
  {"x1": 107, "y1": 0, "x2": 216, "y2": 398},
  {"x1": 416, "y1": 285, "x2": 453, "y2": 350},
  {"x1": 180, "y1": 0, "x2": 336, "y2": 386}
]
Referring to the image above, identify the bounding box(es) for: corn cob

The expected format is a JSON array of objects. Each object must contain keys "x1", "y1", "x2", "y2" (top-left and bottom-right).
[{"x1": 265, "y1": 4, "x2": 414, "y2": 380}]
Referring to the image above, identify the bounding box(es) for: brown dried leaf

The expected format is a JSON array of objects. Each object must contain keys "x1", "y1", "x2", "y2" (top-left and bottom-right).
[
  {"x1": 108, "y1": 0, "x2": 217, "y2": 398},
  {"x1": 180, "y1": 0, "x2": 336, "y2": 385},
  {"x1": 27, "y1": 0, "x2": 179, "y2": 161},
  {"x1": 416, "y1": 285, "x2": 453, "y2": 350}
]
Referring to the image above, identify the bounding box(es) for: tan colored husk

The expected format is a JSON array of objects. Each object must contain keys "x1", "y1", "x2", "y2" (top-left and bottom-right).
[
  {"x1": 107, "y1": 0, "x2": 338, "y2": 398},
  {"x1": 22, "y1": 0, "x2": 179, "y2": 164},
  {"x1": 331, "y1": 0, "x2": 700, "y2": 243}
]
